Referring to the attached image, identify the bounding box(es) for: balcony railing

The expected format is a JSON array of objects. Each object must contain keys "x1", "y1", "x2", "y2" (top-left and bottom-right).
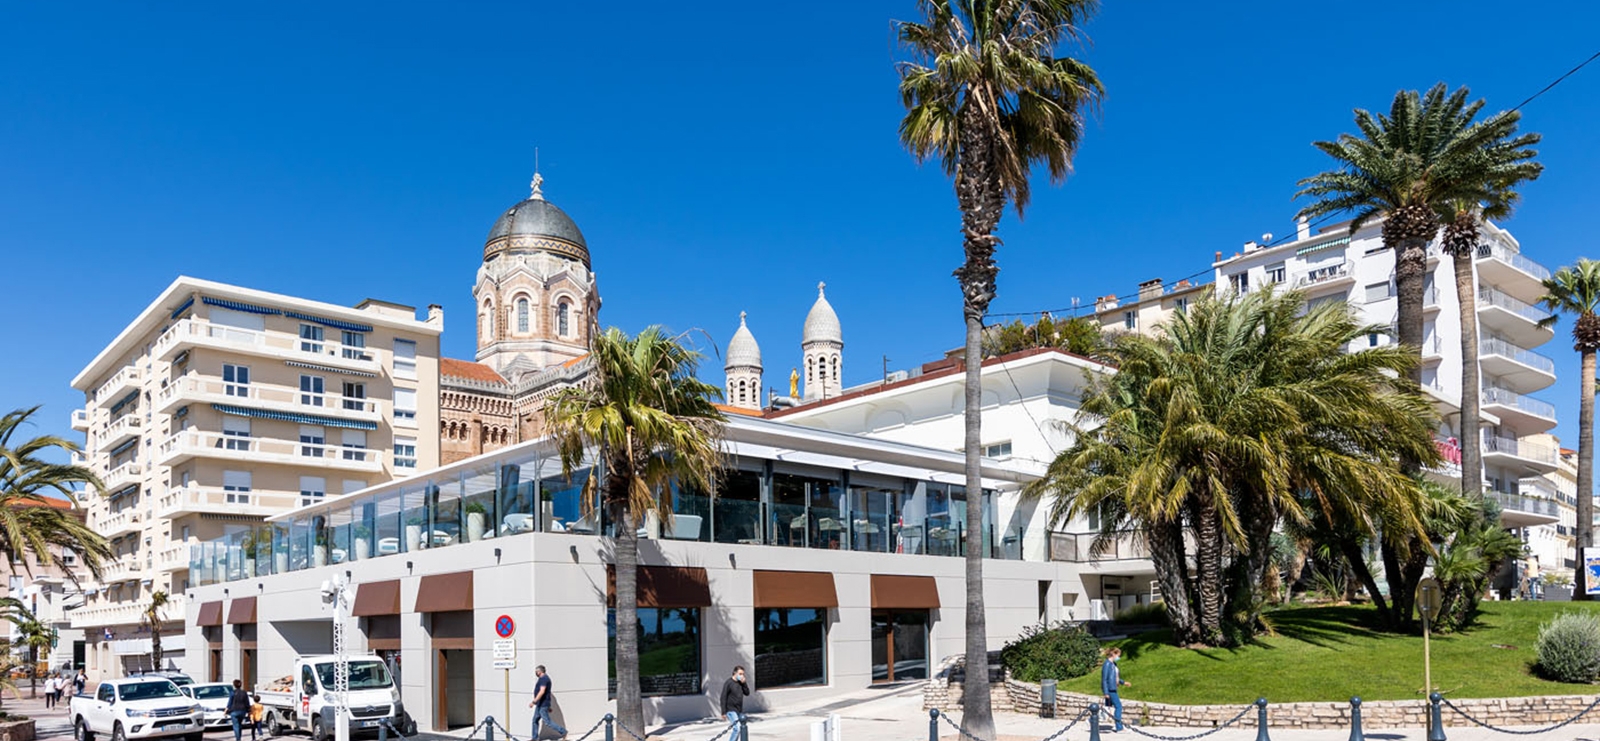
[
  {"x1": 71, "y1": 409, "x2": 91, "y2": 431},
  {"x1": 1479, "y1": 287, "x2": 1553, "y2": 324},
  {"x1": 158, "y1": 429, "x2": 381, "y2": 470},
  {"x1": 155, "y1": 485, "x2": 305, "y2": 520},
  {"x1": 1477, "y1": 242, "x2": 1552, "y2": 282},
  {"x1": 1482, "y1": 434, "x2": 1559, "y2": 466},
  {"x1": 69, "y1": 594, "x2": 187, "y2": 630},
  {"x1": 154, "y1": 318, "x2": 378, "y2": 370},
  {"x1": 103, "y1": 460, "x2": 143, "y2": 492},
  {"x1": 96, "y1": 414, "x2": 142, "y2": 452},
  {"x1": 1480, "y1": 337, "x2": 1556, "y2": 375},
  {"x1": 1482, "y1": 387, "x2": 1558, "y2": 420},
  {"x1": 1296, "y1": 263, "x2": 1351, "y2": 287},
  {"x1": 1048, "y1": 530, "x2": 1151, "y2": 562},
  {"x1": 1486, "y1": 491, "x2": 1558, "y2": 518},
  {"x1": 157, "y1": 375, "x2": 381, "y2": 415},
  {"x1": 95, "y1": 365, "x2": 142, "y2": 407}
]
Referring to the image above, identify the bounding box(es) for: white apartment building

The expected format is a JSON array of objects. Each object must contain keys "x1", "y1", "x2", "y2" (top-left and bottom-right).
[
  {"x1": 69, "y1": 277, "x2": 443, "y2": 679},
  {"x1": 1093, "y1": 277, "x2": 1212, "y2": 336},
  {"x1": 1213, "y1": 216, "x2": 1561, "y2": 537}
]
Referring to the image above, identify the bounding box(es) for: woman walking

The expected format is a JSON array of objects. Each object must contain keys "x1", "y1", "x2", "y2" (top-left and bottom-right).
[{"x1": 1100, "y1": 647, "x2": 1131, "y2": 733}]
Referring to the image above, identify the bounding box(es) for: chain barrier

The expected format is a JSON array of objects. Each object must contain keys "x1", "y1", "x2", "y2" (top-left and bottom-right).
[
  {"x1": 937, "y1": 708, "x2": 995, "y2": 741},
  {"x1": 1121, "y1": 702, "x2": 1256, "y2": 741},
  {"x1": 566, "y1": 716, "x2": 611, "y2": 741},
  {"x1": 615, "y1": 718, "x2": 652, "y2": 741},
  {"x1": 1441, "y1": 695, "x2": 1600, "y2": 736},
  {"x1": 1038, "y1": 705, "x2": 1092, "y2": 741}
]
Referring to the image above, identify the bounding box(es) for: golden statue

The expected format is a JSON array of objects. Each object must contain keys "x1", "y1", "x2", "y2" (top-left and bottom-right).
[{"x1": 790, "y1": 367, "x2": 800, "y2": 398}]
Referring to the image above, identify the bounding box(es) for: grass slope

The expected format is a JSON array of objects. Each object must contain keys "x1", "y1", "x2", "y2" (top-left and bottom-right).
[{"x1": 1057, "y1": 602, "x2": 1600, "y2": 704}]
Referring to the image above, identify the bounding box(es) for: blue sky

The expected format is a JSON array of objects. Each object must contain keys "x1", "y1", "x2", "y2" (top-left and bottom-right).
[{"x1": 3, "y1": 2, "x2": 1598, "y2": 461}]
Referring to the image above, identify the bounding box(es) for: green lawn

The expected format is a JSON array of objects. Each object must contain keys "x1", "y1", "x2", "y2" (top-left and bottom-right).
[{"x1": 1056, "y1": 601, "x2": 1600, "y2": 704}]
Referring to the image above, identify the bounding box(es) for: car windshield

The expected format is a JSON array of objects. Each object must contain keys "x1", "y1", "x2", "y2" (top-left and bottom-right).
[
  {"x1": 191, "y1": 686, "x2": 231, "y2": 700},
  {"x1": 119, "y1": 682, "x2": 183, "y2": 701},
  {"x1": 314, "y1": 660, "x2": 392, "y2": 691}
]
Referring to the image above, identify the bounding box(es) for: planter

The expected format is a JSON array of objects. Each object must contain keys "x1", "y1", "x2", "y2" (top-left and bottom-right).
[
  {"x1": 353, "y1": 539, "x2": 370, "y2": 561},
  {"x1": 274, "y1": 552, "x2": 289, "y2": 574},
  {"x1": 0, "y1": 718, "x2": 36, "y2": 741},
  {"x1": 467, "y1": 512, "x2": 486, "y2": 542},
  {"x1": 406, "y1": 525, "x2": 422, "y2": 552},
  {"x1": 312, "y1": 547, "x2": 327, "y2": 568}
]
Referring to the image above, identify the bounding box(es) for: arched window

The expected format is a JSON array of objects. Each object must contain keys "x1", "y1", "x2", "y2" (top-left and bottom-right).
[
  {"x1": 516, "y1": 298, "x2": 529, "y2": 333},
  {"x1": 831, "y1": 356, "x2": 838, "y2": 381},
  {"x1": 481, "y1": 301, "x2": 494, "y2": 340},
  {"x1": 557, "y1": 302, "x2": 570, "y2": 336},
  {"x1": 807, "y1": 358, "x2": 814, "y2": 382},
  {"x1": 737, "y1": 380, "x2": 747, "y2": 404}
]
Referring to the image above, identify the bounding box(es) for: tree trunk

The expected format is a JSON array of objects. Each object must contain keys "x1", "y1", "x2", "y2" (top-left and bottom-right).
[
  {"x1": 1577, "y1": 347, "x2": 1596, "y2": 599},
  {"x1": 953, "y1": 103, "x2": 1002, "y2": 739},
  {"x1": 1192, "y1": 498, "x2": 1225, "y2": 645},
  {"x1": 1340, "y1": 539, "x2": 1391, "y2": 619},
  {"x1": 614, "y1": 506, "x2": 644, "y2": 733},
  {"x1": 1146, "y1": 521, "x2": 1198, "y2": 644},
  {"x1": 1454, "y1": 250, "x2": 1483, "y2": 502},
  {"x1": 151, "y1": 623, "x2": 163, "y2": 671},
  {"x1": 28, "y1": 645, "x2": 36, "y2": 698}
]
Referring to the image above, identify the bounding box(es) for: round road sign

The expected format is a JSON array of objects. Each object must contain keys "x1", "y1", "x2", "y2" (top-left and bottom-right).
[{"x1": 495, "y1": 614, "x2": 516, "y2": 638}]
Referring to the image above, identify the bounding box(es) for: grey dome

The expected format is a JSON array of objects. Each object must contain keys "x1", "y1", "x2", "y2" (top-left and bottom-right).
[
  {"x1": 802, "y1": 282, "x2": 842, "y2": 345},
  {"x1": 726, "y1": 312, "x2": 762, "y2": 370},
  {"x1": 483, "y1": 176, "x2": 590, "y2": 266}
]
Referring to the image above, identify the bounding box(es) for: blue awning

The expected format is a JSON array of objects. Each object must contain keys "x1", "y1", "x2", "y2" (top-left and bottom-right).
[
  {"x1": 110, "y1": 485, "x2": 138, "y2": 499},
  {"x1": 283, "y1": 311, "x2": 372, "y2": 333},
  {"x1": 108, "y1": 438, "x2": 138, "y2": 457},
  {"x1": 109, "y1": 391, "x2": 139, "y2": 414},
  {"x1": 169, "y1": 297, "x2": 195, "y2": 320},
  {"x1": 172, "y1": 350, "x2": 190, "y2": 366},
  {"x1": 1295, "y1": 236, "x2": 1351, "y2": 256},
  {"x1": 284, "y1": 360, "x2": 377, "y2": 378},
  {"x1": 202, "y1": 297, "x2": 281, "y2": 315},
  {"x1": 173, "y1": 405, "x2": 189, "y2": 419},
  {"x1": 211, "y1": 403, "x2": 377, "y2": 431}
]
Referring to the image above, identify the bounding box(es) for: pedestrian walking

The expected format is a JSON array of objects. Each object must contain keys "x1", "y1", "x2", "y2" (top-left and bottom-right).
[
  {"x1": 73, "y1": 668, "x2": 86, "y2": 696},
  {"x1": 720, "y1": 666, "x2": 749, "y2": 724},
  {"x1": 226, "y1": 679, "x2": 252, "y2": 741},
  {"x1": 1101, "y1": 647, "x2": 1131, "y2": 733},
  {"x1": 54, "y1": 673, "x2": 66, "y2": 706},
  {"x1": 249, "y1": 695, "x2": 265, "y2": 741},
  {"x1": 527, "y1": 665, "x2": 567, "y2": 740},
  {"x1": 43, "y1": 674, "x2": 55, "y2": 709}
]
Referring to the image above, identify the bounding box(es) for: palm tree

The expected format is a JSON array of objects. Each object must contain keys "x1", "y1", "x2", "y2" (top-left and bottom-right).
[
  {"x1": 1538, "y1": 260, "x2": 1600, "y2": 597},
  {"x1": 0, "y1": 407, "x2": 112, "y2": 579},
  {"x1": 144, "y1": 591, "x2": 169, "y2": 670},
  {"x1": 896, "y1": 1, "x2": 1102, "y2": 729},
  {"x1": 0, "y1": 598, "x2": 51, "y2": 698},
  {"x1": 543, "y1": 327, "x2": 724, "y2": 734}
]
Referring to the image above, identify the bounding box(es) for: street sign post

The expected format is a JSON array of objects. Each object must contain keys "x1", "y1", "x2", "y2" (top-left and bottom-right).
[
  {"x1": 1418, "y1": 576, "x2": 1442, "y2": 735},
  {"x1": 491, "y1": 616, "x2": 517, "y2": 724}
]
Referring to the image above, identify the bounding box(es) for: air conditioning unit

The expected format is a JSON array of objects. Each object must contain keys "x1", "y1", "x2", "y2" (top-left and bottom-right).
[{"x1": 885, "y1": 370, "x2": 909, "y2": 383}]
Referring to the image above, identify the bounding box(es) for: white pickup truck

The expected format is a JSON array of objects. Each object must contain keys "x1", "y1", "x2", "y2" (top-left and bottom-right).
[
  {"x1": 71, "y1": 677, "x2": 205, "y2": 741},
  {"x1": 258, "y1": 656, "x2": 405, "y2": 741}
]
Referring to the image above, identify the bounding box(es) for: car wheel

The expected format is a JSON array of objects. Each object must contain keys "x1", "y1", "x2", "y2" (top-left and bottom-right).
[
  {"x1": 312, "y1": 715, "x2": 327, "y2": 741},
  {"x1": 76, "y1": 718, "x2": 96, "y2": 741},
  {"x1": 186, "y1": 733, "x2": 203, "y2": 741},
  {"x1": 111, "y1": 723, "x2": 125, "y2": 741}
]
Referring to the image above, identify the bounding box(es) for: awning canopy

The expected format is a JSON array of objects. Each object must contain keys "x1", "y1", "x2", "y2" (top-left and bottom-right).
[
  {"x1": 353, "y1": 580, "x2": 402, "y2": 617},
  {"x1": 202, "y1": 297, "x2": 281, "y2": 315},
  {"x1": 212, "y1": 404, "x2": 377, "y2": 431},
  {"x1": 607, "y1": 565, "x2": 711, "y2": 609},
  {"x1": 283, "y1": 311, "x2": 372, "y2": 333},
  {"x1": 870, "y1": 574, "x2": 940, "y2": 609},
  {"x1": 753, "y1": 570, "x2": 838, "y2": 608},
  {"x1": 414, "y1": 572, "x2": 474, "y2": 613},
  {"x1": 226, "y1": 597, "x2": 257, "y2": 624},
  {"x1": 196, "y1": 601, "x2": 224, "y2": 627}
]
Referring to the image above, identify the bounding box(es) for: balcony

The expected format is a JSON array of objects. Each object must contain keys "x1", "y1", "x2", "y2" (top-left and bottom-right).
[
  {"x1": 1426, "y1": 436, "x2": 1464, "y2": 483},
  {"x1": 1048, "y1": 530, "x2": 1152, "y2": 564},
  {"x1": 1486, "y1": 490, "x2": 1560, "y2": 528},
  {"x1": 1476, "y1": 242, "x2": 1551, "y2": 301},
  {"x1": 99, "y1": 555, "x2": 144, "y2": 583},
  {"x1": 153, "y1": 318, "x2": 379, "y2": 374},
  {"x1": 1422, "y1": 335, "x2": 1446, "y2": 363},
  {"x1": 98, "y1": 508, "x2": 144, "y2": 539},
  {"x1": 1481, "y1": 387, "x2": 1558, "y2": 433},
  {"x1": 155, "y1": 544, "x2": 190, "y2": 574},
  {"x1": 1482, "y1": 434, "x2": 1560, "y2": 475},
  {"x1": 155, "y1": 485, "x2": 305, "y2": 520},
  {"x1": 1424, "y1": 286, "x2": 1443, "y2": 315},
  {"x1": 94, "y1": 366, "x2": 143, "y2": 408},
  {"x1": 1295, "y1": 263, "x2": 1355, "y2": 293},
  {"x1": 103, "y1": 460, "x2": 143, "y2": 493},
  {"x1": 1478, "y1": 287, "x2": 1555, "y2": 344},
  {"x1": 156, "y1": 429, "x2": 382, "y2": 473},
  {"x1": 1479, "y1": 337, "x2": 1557, "y2": 393},
  {"x1": 155, "y1": 374, "x2": 382, "y2": 421},
  {"x1": 69, "y1": 593, "x2": 186, "y2": 630},
  {"x1": 71, "y1": 409, "x2": 91, "y2": 432},
  {"x1": 96, "y1": 414, "x2": 142, "y2": 453}
]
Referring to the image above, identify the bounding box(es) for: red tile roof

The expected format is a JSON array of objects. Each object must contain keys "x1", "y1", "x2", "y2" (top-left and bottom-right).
[
  {"x1": 441, "y1": 358, "x2": 506, "y2": 384},
  {"x1": 715, "y1": 404, "x2": 765, "y2": 418},
  {"x1": 10, "y1": 496, "x2": 75, "y2": 510}
]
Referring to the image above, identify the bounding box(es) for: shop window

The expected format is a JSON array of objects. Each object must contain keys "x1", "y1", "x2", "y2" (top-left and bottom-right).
[
  {"x1": 607, "y1": 607, "x2": 701, "y2": 697},
  {"x1": 754, "y1": 608, "x2": 827, "y2": 689}
]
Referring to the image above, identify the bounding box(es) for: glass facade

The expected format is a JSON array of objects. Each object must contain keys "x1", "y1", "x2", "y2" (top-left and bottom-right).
[
  {"x1": 607, "y1": 608, "x2": 702, "y2": 697},
  {"x1": 754, "y1": 608, "x2": 827, "y2": 689}
]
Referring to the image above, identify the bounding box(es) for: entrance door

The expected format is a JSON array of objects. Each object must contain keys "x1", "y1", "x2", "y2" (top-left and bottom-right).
[
  {"x1": 434, "y1": 649, "x2": 475, "y2": 731},
  {"x1": 870, "y1": 610, "x2": 929, "y2": 683},
  {"x1": 240, "y1": 649, "x2": 256, "y2": 691},
  {"x1": 209, "y1": 647, "x2": 222, "y2": 682}
]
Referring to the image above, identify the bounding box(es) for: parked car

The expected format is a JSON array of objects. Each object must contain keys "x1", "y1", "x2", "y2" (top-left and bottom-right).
[
  {"x1": 70, "y1": 677, "x2": 204, "y2": 741},
  {"x1": 137, "y1": 671, "x2": 194, "y2": 688},
  {"x1": 258, "y1": 656, "x2": 403, "y2": 741},
  {"x1": 178, "y1": 683, "x2": 234, "y2": 730}
]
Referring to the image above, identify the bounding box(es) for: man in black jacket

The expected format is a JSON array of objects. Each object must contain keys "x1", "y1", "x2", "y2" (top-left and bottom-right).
[
  {"x1": 720, "y1": 666, "x2": 749, "y2": 723},
  {"x1": 226, "y1": 680, "x2": 252, "y2": 741}
]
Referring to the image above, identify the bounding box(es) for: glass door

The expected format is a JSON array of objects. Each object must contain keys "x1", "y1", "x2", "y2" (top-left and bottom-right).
[{"x1": 870, "y1": 610, "x2": 929, "y2": 682}]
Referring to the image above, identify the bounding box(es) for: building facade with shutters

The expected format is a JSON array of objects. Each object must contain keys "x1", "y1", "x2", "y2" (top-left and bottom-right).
[{"x1": 68, "y1": 277, "x2": 442, "y2": 680}]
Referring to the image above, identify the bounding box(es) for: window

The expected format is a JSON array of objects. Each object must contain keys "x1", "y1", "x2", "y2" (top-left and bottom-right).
[
  {"x1": 608, "y1": 608, "x2": 701, "y2": 697},
  {"x1": 1229, "y1": 272, "x2": 1249, "y2": 295},
  {"x1": 222, "y1": 470, "x2": 251, "y2": 504},
  {"x1": 393, "y1": 340, "x2": 417, "y2": 381},
  {"x1": 341, "y1": 331, "x2": 368, "y2": 360},
  {"x1": 516, "y1": 299, "x2": 530, "y2": 333},
  {"x1": 982, "y1": 441, "x2": 1013, "y2": 458},
  {"x1": 393, "y1": 388, "x2": 417, "y2": 425},
  {"x1": 394, "y1": 436, "x2": 417, "y2": 469},
  {"x1": 300, "y1": 324, "x2": 324, "y2": 354},
  {"x1": 222, "y1": 364, "x2": 250, "y2": 397},
  {"x1": 299, "y1": 476, "x2": 326, "y2": 507},
  {"x1": 1266, "y1": 263, "x2": 1286, "y2": 284},
  {"x1": 300, "y1": 375, "x2": 325, "y2": 407},
  {"x1": 343, "y1": 382, "x2": 366, "y2": 411},
  {"x1": 1364, "y1": 281, "x2": 1395, "y2": 303},
  {"x1": 1123, "y1": 311, "x2": 1137, "y2": 330},
  {"x1": 1368, "y1": 332, "x2": 1380, "y2": 347},
  {"x1": 222, "y1": 416, "x2": 251, "y2": 451},
  {"x1": 830, "y1": 355, "x2": 838, "y2": 381},
  {"x1": 341, "y1": 430, "x2": 368, "y2": 461},
  {"x1": 1173, "y1": 297, "x2": 1189, "y2": 314},
  {"x1": 754, "y1": 608, "x2": 827, "y2": 689},
  {"x1": 342, "y1": 480, "x2": 366, "y2": 495},
  {"x1": 557, "y1": 302, "x2": 571, "y2": 337},
  {"x1": 299, "y1": 425, "x2": 325, "y2": 457},
  {"x1": 481, "y1": 307, "x2": 493, "y2": 340}
]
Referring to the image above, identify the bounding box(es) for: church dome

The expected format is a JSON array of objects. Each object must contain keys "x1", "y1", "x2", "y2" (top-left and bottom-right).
[
  {"x1": 484, "y1": 175, "x2": 590, "y2": 267},
  {"x1": 726, "y1": 312, "x2": 762, "y2": 370},
  {"x1": 802, "y1": 282, "x2": 842, "y2": 345}
]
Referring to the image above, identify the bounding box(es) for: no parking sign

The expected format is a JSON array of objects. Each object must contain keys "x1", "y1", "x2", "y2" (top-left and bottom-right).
[{"x1": 494, "y1": 614, "x2": 516, "y2": 638}]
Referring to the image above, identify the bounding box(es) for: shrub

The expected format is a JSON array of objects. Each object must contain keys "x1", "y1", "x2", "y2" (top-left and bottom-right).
[
  {"x1": 1535, "y1": 610, "x2": 1600, "y2": 683},
  {"x1": 1000, "y1": 621, "x2": 1103, "y2": 683},
  {"x1": 1113, "y1": 602, "x2": 1169, "y2": 626}
]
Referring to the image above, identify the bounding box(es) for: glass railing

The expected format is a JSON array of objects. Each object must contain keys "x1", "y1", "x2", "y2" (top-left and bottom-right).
[
  {"x1": 1479, "y1": 287, "x2": 1552, "y2": 324},
  {"x1": 1486, "y1": 491, "x2": 1558, "y2": 518},
  {"x1": 1047, "y1": 531, "x2": 1151, "y2": 562},
  {"x1": 1482, "y1": 434, "x2": 1559, "y2": 466},
  {"x1": 1480, "y1": 337, "x2": 1556, "y2": 375},
  {"x1": 1477, "y1": 243, "x2": 1552, "y2": 282},
  {"x1": 1481, "y1": 387, "x2": 1557, "y2": 420}
]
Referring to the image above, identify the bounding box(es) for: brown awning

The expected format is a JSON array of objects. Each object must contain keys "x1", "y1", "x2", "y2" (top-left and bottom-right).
[
  {"x1": 226, "y1": 597, "x2": 257, "y2": 625},
  {"x1": 871, "y1": 574, "x2": 940, "y2": 609},
  {"x1": 413, "y1": 571, "x2": 474, "y2": 613},
  {"x1": 365, "y1": 615, "x2": 401, "y2": 651},
  {"x1": 753, "y1": 570, "x2": 838, "y2": 608},
  {"x1": 196, "y1": 601, "x2": 224, "y2": 627},
  {"x1": 353, "y1": 580, "x2": 403, "y2": 617},
  {"x1": 607, "y1": 565, "x2": 711, "y2": 608}
]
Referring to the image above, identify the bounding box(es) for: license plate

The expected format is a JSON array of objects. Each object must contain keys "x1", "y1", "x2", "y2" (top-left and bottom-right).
[
  {"x1": 156, "y1": 721, "x2": 187, "y2": 730},
  {"x1": 361, "y1": 720, "x2": 381, "y2": 728}
]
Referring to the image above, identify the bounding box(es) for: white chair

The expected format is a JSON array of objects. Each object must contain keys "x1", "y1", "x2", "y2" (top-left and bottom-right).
[
  {"x1": 377, "y1": 537, "x2": 400, "y2": 555},
  {"x1": 503, "y1": 513, "x2": 534, "y2": 534},
  {"x1": 667, "y1": 514, "x2": 703, "y2": 540}
]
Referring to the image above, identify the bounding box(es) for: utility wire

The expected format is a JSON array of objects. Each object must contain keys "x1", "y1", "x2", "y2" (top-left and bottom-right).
[{"x1": 1511, "y1": 49, "x2": 1600, "y2": 113}]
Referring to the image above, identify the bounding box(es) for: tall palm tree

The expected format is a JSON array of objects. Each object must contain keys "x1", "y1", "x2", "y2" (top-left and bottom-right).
[
  {"x1": 0, "y1": 407, "x2": 112, "y2": 579},
  {"x1": 1538, "y1": 260, "x2": 1600, "y2": 597},
  {"x1": 144, "y1": 591, "x2": 169, "y2": 670},
  {"x1": 544, "y1": 327, "x2": 723, "y2": 734},
  {"x1": 0, "y1": 598, "x2": 51, "y2": 698},
  {"x1": 896, "y1": 1, "x2": 1102, "y2": 729}
]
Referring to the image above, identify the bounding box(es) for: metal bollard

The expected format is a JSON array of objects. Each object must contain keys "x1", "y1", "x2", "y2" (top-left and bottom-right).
[
  {"x1": 605, "y1": 714, "x2": 615, "y2": 741},
  {"x1": 486, "y1": 716, "x2": 496, "y2": 741},
  {"x1": 378, "y1": 720, "x2": 389, "y2": 741},
  {"x1": 1254, "y1": 698, "x2": 1271, "y2": 741},
  {"x1": 928, "y1": 709, "x2": 939, "y2": 741},
  {"x1": 1087, "y1": 703, "x2": 1102, "y2": 741},
  {"x1": 1428, "y1": 693, "x2": 1447, "y2": 741},
  {"x1": 1347, "y1": 697, "x2": 1363, "y2": 741},
  {"x1": 739, "y1": 714, "x2": 750, "y2": 741}
]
